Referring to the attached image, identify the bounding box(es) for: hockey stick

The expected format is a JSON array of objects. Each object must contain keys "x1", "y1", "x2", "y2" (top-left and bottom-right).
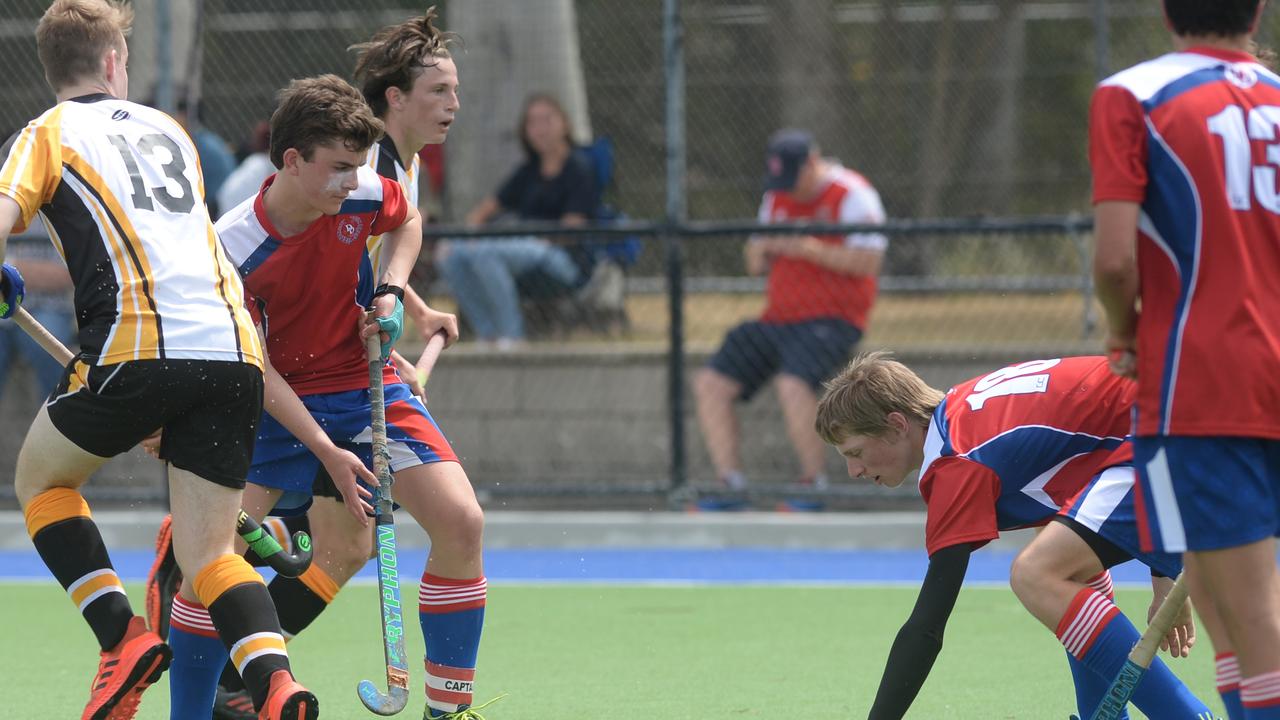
[
  {"x1": 13, "y1": 307, "x2": 314, "y2": 576},
  {"x1": 15, "y1": 307, "x2": 73, "y2": 364},
  {"x1": 414, "y1": 330, "x2": 447, "y2": 388},
  {"x1": 1082, "y1": 572, "x2": 1190, "y2": 720},
  {"x1": 357, "y1": 331, "x2": 410, "y2": 715}
]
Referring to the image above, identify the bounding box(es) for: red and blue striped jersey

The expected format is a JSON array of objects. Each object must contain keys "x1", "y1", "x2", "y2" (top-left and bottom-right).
[
  {"x1": 216, "y1": 165, "x2": 408, "y2": 395},
  {"x1": 919, "y1": 357, "x2": 1133, "y2": 556},
  {"x1": 1090, "y1": 47, "x2": 1280, "y2": 439}
]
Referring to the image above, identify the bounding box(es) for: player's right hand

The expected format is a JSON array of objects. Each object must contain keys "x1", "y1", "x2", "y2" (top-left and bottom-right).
[
  {"x1": 319, "y1": 446, "x2": 378, "y2": 526},
  {"x1": 1150, "y1": 580, "x2": 1196, "y2": 658},
  {"x1": 0, "y1": 262, "x2": 26, "y2": 319}
]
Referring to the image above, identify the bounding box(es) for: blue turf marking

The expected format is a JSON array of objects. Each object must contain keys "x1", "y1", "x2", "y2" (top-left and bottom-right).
[{"x1": 0, "y1": 547, "x2": 1167, "y2": 585}]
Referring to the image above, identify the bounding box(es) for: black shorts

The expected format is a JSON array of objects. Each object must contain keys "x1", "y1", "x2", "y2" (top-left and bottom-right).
[
  {"x1": 1050, "y1": 514, "x2": 1164, "y2": 576},
  {"x1": 47, "y1": 358, "x2": 264, "y2": 490},
  {"x1": 707, "y1": 318, "x2": 863, "y2": 400}
]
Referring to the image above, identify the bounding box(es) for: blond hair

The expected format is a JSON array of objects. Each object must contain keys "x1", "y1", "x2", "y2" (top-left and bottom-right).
[
  {"x1": 815, "y1": 351, "x2": 944, "y2": 444},
  {"x1": 350, "y1": 6, "x2": 457, "y2": 118},
  {"x1": 269, "y1": 75, "x2": 385, "y2": 169},
  {"x1": 36, "y1": 0, "x2": 133, "y2": 91}
]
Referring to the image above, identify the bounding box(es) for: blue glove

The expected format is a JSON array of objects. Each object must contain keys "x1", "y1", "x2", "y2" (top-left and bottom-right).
[
  {"x1": 0, "y1": 263, "x2": 25, "y2": 320},
  {"x1": 374, "y1": 295, "x2": 404, "y2": 361}
]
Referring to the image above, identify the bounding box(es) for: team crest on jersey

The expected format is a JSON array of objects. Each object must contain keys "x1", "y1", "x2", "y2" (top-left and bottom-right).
[
  {"x1": 1226, "y1": 64, "x2": 1258, "y2": 89},
  {"x1": 337, "y1": 215, "x2": 363, "y2": 244}
]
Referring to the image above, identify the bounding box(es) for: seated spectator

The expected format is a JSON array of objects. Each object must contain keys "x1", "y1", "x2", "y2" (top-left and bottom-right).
[
  {"x1": 0, "y1": 218, "x2": 77, "y2": 403},
  {"x1": 216, "y1": 120, "x2": 274, "y2": 217},
  {"x1": 436, "y1": 93, "x2": 595, "y2": 349},
  {"x1": 693, "y1": 129, "x2": 888, "y2": 510}
]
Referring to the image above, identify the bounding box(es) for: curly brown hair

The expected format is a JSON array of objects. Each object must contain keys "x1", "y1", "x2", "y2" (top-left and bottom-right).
[
  {"x1": 36, "y1": 0, "x2": 133, "y2": 91},
  {"x1": 269, "y1": 75, "x2": 384, "y2": 169},
  {"x1": 350, "y1": 6, "x2": 458, "y2": 118}
]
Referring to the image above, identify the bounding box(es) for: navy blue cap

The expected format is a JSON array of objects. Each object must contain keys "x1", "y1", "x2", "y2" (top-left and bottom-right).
[{"x1": 763, "y1": 129, "x2": 815, "y2": 192}]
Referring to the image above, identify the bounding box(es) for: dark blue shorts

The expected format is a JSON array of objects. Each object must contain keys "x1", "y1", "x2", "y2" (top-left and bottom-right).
[
  {"x1": 707, "y1": 318, "x2": 862, "y2": 400},
  {"x1": 1134, "y1": 435, "x2": 1280, "y2": 553},
  {"x1": 250, "y1": 380, "x2": 458, "y2": 515}
]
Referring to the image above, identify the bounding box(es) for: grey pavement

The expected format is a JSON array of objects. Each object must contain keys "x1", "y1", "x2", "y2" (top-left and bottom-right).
[{"x1": 0, "y1": 510, "x2": 1038, "y2": 551}]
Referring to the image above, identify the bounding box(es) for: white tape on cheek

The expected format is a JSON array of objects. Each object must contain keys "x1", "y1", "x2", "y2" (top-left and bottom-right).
[{"x1": 325, "y1": 170, "x2": 356, "y2": 193}]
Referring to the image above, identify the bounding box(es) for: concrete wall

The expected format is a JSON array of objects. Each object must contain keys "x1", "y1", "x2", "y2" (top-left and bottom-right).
[{"x1": 0, "y1": 345, "x2": 1070, "y2": 508}]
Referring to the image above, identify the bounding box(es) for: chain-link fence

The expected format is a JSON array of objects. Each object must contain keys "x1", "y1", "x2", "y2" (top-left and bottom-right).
[{"x1": 0, "y1": 0, "x2": 1266, "y2": 508}]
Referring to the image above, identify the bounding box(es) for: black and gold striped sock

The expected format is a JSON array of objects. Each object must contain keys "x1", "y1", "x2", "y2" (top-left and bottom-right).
[
  {"x1": 25, "y1": 487, "x2": 132, "y2": 650},
  {"x1": 217, "y1": 563, "x2": 336, "y2": 693},
  {"x1": 194, "y1": 554, "x2": 292, "y2": 709},
  {"x1": 274, "y1": 564, "x2": 339, "y2": 637}
]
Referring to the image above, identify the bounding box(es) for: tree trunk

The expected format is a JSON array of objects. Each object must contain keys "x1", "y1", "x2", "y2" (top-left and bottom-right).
[
  {"x1": 445, "y1": 0, "x2": 592, "y2": 221},
  {"x1": 772, "y1": 0, "x2": 841, "y2": 148}
]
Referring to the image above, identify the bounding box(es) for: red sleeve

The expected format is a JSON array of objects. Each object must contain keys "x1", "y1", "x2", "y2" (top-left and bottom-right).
[
  {"x1": 243, "y1": 287, "x2": 264, "y2": 326},
  {"x1": 918, "y1": 456, "x2": 1002, "y2": 556},
  {"x1": 370, "y1": 175, "x2": 409, "y2": 236},
  {"x1": 1090, "y1": 84, "x2": 1149, "y2": 204}
]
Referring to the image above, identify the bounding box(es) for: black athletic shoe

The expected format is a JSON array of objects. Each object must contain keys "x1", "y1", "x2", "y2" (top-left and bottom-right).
[{"x1": 211, "y1": 684, "x2": 257, "y2": 720}]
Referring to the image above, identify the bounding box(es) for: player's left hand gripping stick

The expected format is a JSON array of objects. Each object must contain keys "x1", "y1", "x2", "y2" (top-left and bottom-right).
[
  {"x1": 357, "y1": 331, "x2": 410, "y2": 715},
  {"x1": 16, "y1": 308, "x2": 315, "y2": 579},
  {"x1": 236, "y1": 510, "x2": 313, "y2": 577}
]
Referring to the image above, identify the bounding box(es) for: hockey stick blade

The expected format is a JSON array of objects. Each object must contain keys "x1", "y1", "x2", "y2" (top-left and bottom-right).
[{"x1": 235, "y1": 510, "x2": 313, "y2": 578}]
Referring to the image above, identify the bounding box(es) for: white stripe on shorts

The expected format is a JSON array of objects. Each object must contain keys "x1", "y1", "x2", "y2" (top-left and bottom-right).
[
  {"x1": 1145, "y1": 447, "x2": 1187, "y2": 553},
  {"x1": 1072, "y1": 466, "x2": 1133, "y2": 534}
]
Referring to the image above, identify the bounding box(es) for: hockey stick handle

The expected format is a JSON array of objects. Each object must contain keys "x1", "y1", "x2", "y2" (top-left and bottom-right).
[
  {"x1": 236, "y1": 510, "x2": 313, "y2": 578},
  {"x1": 1132, "y1": 571, "x2": 1190, "y2": 669},
  {"x1": 357, "y1": 330, "x2": 410, "y2": 715},
  {"x1": 414, "y1": 330, "x2": 448, "y2": 388},
  {"x1": 15, "y1": 307, "x2": 75, "y2": 365}
]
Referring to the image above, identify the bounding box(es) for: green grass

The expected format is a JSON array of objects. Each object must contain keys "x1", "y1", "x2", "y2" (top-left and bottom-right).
[{"x1": 0, "y1": 583, "x2": 1222, "y2": 719}]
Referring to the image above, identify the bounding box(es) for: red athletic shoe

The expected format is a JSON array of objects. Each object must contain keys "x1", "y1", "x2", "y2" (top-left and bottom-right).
[
  {"x1": 82, "y1": 616, "x2": 171, "y2": 720},
  {"x1": 145, "y1": 514, "x2": 181, "y2": 640},
  {"x1": 258, "y1": 670, "x2": 318, "y2": 720}
]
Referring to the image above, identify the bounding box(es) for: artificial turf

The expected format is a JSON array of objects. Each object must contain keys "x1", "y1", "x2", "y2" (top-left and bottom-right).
[{"x1": 0, "y1": 583, "x2": 1222, "y2": 719}]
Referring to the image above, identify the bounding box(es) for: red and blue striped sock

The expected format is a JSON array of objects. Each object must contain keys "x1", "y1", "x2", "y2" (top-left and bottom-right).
[
  {"x1": 1056, "y1": 588, "x2": 1213, "y2": 719},
  {"x1": 1065, "y1": 573, "x2": 1129, "y2": 719},
  {"x1": 419, "y1": 573, "x2": 486, "y2": 718},
  {"x1": 1218, "y1": 653, "x2": 1245, "y2": 720},
  {"x1": 1242, "y1": 670, "x2": 1280, "y2": 719},
  {"x1": 168, "y1": 595, "x2": 226, "y2": 719}
]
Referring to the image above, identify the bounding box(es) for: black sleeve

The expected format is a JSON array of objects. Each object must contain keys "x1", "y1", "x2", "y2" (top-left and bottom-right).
[
  {"x1": 867, "y1": 543, "x2": 972, "y2": 720},
  {"x1": 495, "y1": 162, "x2": 530, "y2": 213}
]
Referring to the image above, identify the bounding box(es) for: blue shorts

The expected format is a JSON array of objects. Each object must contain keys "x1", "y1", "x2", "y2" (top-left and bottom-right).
[
  {"x1": 707, "y1": 318, "x2": 862, "y2": 401},
  {"x1": 1134, "y1": 435, "x2": 1280, "y2": 553},
  {"x1": 1061, "y1": 464, "x2": 1183, "y2": 578},
  {"x1": 250, "y1": 380, "x2": 458, "y2": 515}
]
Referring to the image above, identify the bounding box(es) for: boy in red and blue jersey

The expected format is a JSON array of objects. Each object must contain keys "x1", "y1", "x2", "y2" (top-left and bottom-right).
[
  {"x1": 160, "y1": 74, "x2": 481, "y2": 719},
  {"x1": 815, "y1": 354, "x2": 1213, "y2": 720},
  {"x1": 1092, "y1": 2, "x2": 1280, "y2": 717}
]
